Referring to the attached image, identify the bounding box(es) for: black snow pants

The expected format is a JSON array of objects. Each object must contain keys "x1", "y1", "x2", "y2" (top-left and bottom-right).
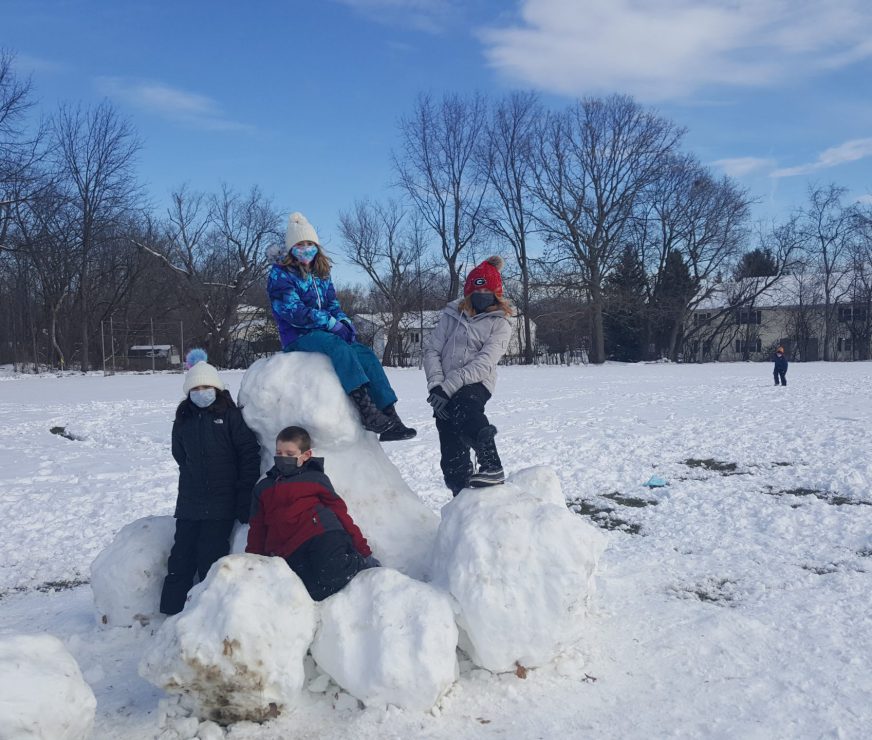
[
  {"x1": 286, "y1": 530, "x2": 370, "y2": 601},
  {"x1": 774, "y1": 369, "x2": 787, "y2": 386},
  {"x1": 434, "y1": 382, "x2": 501, "y2": 496},
  {"x1": 160, "y1": 518, "x2": 235, "y2": 615}
]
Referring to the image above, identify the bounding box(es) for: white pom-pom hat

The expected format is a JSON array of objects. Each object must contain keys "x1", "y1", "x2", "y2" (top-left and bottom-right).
[
  {"x1": 183, "y1": 361, "x2": 225, "y2": 394},
  {"x1": 285, "y1": 212, "x2": 320, "y2": 250}
]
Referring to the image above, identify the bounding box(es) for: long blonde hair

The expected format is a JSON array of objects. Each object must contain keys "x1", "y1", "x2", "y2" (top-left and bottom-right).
[
  {"x1": 458, "y1": 294, "x2": 513, "y2": 317},
  {"x1": 280, "y1": 246, "x2": 332, "y2": 279}
]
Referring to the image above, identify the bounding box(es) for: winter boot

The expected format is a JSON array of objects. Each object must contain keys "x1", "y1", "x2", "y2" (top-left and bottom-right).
[
  {"x1": 378, "y1": 405, "x2": 417, "y2": 442},
  {"x1": 349, "y1": 386, "x2": 394, "y2": 434},
  {"x1": 467, "y1": 425, "x2": 505, "y2": 487}
]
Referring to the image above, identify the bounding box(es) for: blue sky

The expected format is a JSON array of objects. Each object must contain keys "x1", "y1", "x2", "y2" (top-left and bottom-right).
[{"x1": 5, "y1": 0, "x2": 872, "y2": 283}]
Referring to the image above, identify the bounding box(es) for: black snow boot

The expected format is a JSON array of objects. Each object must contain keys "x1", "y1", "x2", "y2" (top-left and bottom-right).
[
  {"x1": 349, "y1": 387, "x2": 394, "y2": 434},
  {"x1": 467, "y1": 425, "x2": 505, "y2": 487},
  {"x1": 379, "y1": 405, "x2": 417, "y2": 442}
]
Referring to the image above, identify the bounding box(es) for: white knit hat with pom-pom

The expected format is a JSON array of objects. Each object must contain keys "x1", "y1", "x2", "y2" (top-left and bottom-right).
[
  {"x1": 285, "y1": 212, "x2": 320, "y2": 249},
  {"x1": 182, "y1": 349, "x2": 225, "y2": 394}
]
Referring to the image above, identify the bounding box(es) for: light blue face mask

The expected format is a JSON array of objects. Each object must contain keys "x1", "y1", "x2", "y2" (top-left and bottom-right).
[
  {"x1": 190, "y1": 388, "x2": 216, "y2": 408},
  {"x1": 291, "y1": 245, "x2": 318, "y2": 264}
]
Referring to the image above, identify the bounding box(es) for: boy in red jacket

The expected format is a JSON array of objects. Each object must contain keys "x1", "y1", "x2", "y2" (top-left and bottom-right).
[{"x1": 246, "y1": 426, "x2": 379, "y2": 600}]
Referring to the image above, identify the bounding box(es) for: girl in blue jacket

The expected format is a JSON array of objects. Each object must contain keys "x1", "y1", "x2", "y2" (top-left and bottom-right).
[{"x1": 267, "y1": 212, "x2": 415, "y2": 442}]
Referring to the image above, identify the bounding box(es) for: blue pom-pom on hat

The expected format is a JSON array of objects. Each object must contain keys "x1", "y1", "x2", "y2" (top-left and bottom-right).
[{"x1": 185, "y1": 348, "x2": 208, "y2": 370}]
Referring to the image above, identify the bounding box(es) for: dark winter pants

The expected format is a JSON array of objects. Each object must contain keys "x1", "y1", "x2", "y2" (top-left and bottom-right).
[
  {"x1": 435, "y1": 382, "x2": 501, "y2": 495},
  {"x1": 285, "y1": 331, "x2": 398, "y2": 409},
  {"x1": 774, "y1": 369, "x2": 787, "y2": 386},
  {"x1": 286, "y1": 530, "x2": 371, "y2": 601},
  {"x1": 160, "y1": 518, "x2": 235, "y2": 615}
]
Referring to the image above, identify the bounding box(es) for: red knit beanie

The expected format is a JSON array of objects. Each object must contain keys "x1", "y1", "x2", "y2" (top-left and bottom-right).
[{"x1": 464, "y1": 256, "x2": 505, "y2": 296}]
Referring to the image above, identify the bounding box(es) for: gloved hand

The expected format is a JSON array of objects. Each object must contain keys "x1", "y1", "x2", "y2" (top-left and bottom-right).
[
  {"x1": 340, "y1": 318, "x2": 357, "y2": 343},
  {"x1": 427, "y1": 385, "x2": 450, "y2": 420},
  {"x1": 363, "y1": 554, "x2": 382, "y2": 568},
  {"x1": 331, "y1": 321, "x2": 354, "y2": 343}
]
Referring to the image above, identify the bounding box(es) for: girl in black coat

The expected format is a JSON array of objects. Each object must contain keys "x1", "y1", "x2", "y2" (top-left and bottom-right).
[{"x1": 159, "y1": 350, "x2": 261, "y2": 615}]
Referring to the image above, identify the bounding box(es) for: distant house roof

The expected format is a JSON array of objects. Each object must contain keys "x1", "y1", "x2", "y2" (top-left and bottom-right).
[
  {"x1": 354, "y1": 312, "x2": 443, "y2": 330},
  {"x1": 693, "y1": 272, "x2": 855, "y2": 311},
  {"x1": 130, "y1": 344, "x2": 172, "y2": 351}
]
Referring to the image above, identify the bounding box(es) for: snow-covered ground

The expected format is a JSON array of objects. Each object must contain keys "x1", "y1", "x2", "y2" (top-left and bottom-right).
[{"x1": 1, "y1": 362, "x2": 871, "y2": 738}]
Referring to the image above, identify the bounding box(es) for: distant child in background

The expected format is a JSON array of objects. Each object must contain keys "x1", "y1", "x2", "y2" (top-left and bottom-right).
[
  {"x1": 423, "y1": 256, "x2": 512, "y2": 495},
  {"x1": 267, "y1": 212, "x2": 415, "y2": 442},
  {"x1": 774, "y1": 346, "x2": 788, "y2": 386},
  {"x1": 159, "y1": 350, "x2": 262, "y2": 616},
  {"x1": 246, "y1": 425, "x2": 379, "y2": 601}
]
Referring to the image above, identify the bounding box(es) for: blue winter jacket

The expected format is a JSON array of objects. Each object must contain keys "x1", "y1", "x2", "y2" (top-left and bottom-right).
[
  {"x1": 773, "y1": 353, "x2": 788, "y2": 372},
  {"x1": 267, "y1": 264, "x2": 349, "y2": 348}
]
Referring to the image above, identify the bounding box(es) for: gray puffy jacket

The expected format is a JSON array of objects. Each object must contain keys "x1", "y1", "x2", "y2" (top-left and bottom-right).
[{"x1": 423, "y1": 300, "x2": 512, "y2": 397}]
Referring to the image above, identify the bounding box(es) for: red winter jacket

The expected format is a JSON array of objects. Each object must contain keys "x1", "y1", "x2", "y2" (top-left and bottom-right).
[{"x1": 246, "y1": 457, "x2": 371, "y2": 559}]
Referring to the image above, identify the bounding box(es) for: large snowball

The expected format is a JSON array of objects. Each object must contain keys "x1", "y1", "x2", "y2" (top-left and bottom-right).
[
  {"x1": 311, "y1": 568, "x2": 458, "y2": 710},
  {"x1": 238, "y1": 352, "x2": 438, "y2": 579},
  {"x1": 431, "y1": 467, "x2": 607, "y2": 673},
  {"x1": 90, "y1": 515, "x2": 176, "y2": 627},
  {"x1": 139, "y1": 554, "x2": 316, "y2": 725},
  {"x1": 0, "y1": 633, "x2": 96, "y2": 740}
]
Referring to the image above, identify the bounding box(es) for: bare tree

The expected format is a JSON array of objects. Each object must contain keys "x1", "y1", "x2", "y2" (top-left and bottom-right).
[
  {"x1": 395, "y1": 93, "x2": 489, "y2": 300},
  {"x1": 51, "y1": 101, "x2": 141, "y2": 369},
  {"x1": 339, "y1": 200, "x2": 427, "y2": 365},
  {"x1": 632, "y1": 156, "x2": 753, "y2": 359},
  {"x1": 135, "y1": 184, "x2": 281, "y2": 364},
  {"x1": 1, "y1": 50, "x2": 48, "y2": 254},
  {"x1": 797, "y1": 184, "x2": 857, "y2": 360},
  {"x1": 479, "y1": 91, "x2": 540, "y2": 362},
  {"x1": 529, "y1": 94, "x2": 684, "y2": 363}
]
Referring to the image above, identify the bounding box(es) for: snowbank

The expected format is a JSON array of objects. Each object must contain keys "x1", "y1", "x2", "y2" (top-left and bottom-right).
[
  {"x1": 139, "y1": 554, "x2": 316, "y2": 725},
  {"x1": 90, "y1": 515, "x2": 176, "y2": 627},
  {"x1": 431, "y1": 467, "x2": 607, "y2": 673},
  {"x1": 0, "y1": 633, "x2": 96, "y2": 739},
  {"x1": 311, "y1": 568, "x2": 458, "y2": 710},
  {"x1": 238, "y1": 352, "x2": 438, "y2": 579}
]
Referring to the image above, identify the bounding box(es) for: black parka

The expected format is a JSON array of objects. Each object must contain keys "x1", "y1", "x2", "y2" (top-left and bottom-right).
[{"x1": 171, "y1": 400, "x2": 262, "y2": 522}]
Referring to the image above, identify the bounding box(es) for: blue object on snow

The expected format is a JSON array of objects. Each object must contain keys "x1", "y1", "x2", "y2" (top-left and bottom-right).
[{"x1": 644, "y1": 475, "x2": 668, "y2": 488}]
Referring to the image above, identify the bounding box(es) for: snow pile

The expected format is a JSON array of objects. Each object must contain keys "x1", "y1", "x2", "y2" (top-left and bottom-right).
[
  {"x1": 139, "y1": 554, "x2": 316, "y2": 725},
  {"x1": 311, "y1": 568, "x2": 458, "y2": 710},
  {"x1": 90, "y1": 515, "x2": 176, "y2": 627},
  {"x1": 431, "y1": 466, "x2": 607, "y2": 672},
  {"x1": 0, "y1": 633, "x2": 96, "y2": 739},
  {"x1": 239, "y1": 352, "x2": 438, "y2": 579}
]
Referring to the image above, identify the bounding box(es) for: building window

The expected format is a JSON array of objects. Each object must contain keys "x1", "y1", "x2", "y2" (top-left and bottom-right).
[
  {"x1": 736, "y1": 309, "x2": 762, "y2": 325},
  {"x1": 694, "y1": 312, "x2": 712, "y2": 325},
  {"x1": 735, "y1": 338, "x2": 762, "y2": 354},
  {"x1": 838, "y1": 337, "x2": 852, "y2": 353},
  {"x1": 839, "y1": 306, "x2": 868, "y2": 323}
]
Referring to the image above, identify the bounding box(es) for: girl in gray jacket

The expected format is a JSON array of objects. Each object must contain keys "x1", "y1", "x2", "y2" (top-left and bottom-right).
[{"x1": 423, "y1": 256, "x2": 512, "y2": 494}]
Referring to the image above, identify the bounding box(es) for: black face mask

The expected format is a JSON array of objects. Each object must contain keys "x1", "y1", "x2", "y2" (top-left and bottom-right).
[
  {"x1": 274, "y1": 455, "x2": 301, "y2": 475},
  {"x1": 470, "y1": 292, "x2": 496, "y2": 312}
]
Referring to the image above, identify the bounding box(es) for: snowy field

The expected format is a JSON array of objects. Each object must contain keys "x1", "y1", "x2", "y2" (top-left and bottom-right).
[{"x1": 1, "y1": 361, "x2": 871, "y2": 739}]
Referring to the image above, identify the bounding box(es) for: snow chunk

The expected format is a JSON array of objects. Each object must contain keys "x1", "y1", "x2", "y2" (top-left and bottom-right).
[
  {"x1": 0, "y1": 633, "x2": 96, "y2": 739},
  {"x1": 90, "y1": 515, "x2": 176, "y2": 627},
  {"x1": 311, "y1": 568, "x2": 458, "y2": 711},
  {"x1": 431, "y1": 467, "x2": 607, "y2": 672},
  {"x1": 140, "y1": 554, "x2": 316, "y2": 725},
  {"x1": 238, "y1": 352, "x2": 438, "y2": 579}
]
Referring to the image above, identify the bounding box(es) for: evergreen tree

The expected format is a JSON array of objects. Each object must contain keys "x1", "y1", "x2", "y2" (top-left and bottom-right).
[
  {"x1": 735, "y1": 248, "x2": 778, "y2": 278},
  {"x1": 651, "y1": 249, "x2": 695, "y2": 358},
  {"x1": 603, "y1": 246, "x2": 648, "y2": 361}
]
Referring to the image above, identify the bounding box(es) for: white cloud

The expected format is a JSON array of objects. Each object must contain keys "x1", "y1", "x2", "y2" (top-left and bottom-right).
[
  {"x1": 96, "y1": 77, "x2": 252, "y2": 133},
  {"x1": 711, "y1": 157, "x2": 776, "y2": 177},
  {"x1": 480, "y1": 0, "x2": 872, "y2": 101},
  {"x1": 334, "y1": 0, "x2": 458, "y2": 33},
  {"x1": 770, "y1": 137, "x2": 872, "y2": 178},
  {"x1": 856, "y1": 193, "x2": 872, "y2": 205}
]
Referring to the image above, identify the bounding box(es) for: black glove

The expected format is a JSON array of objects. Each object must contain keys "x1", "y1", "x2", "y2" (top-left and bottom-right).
[{"x1": 427, "y1": 385, "x2": 450, "y2": 420}]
